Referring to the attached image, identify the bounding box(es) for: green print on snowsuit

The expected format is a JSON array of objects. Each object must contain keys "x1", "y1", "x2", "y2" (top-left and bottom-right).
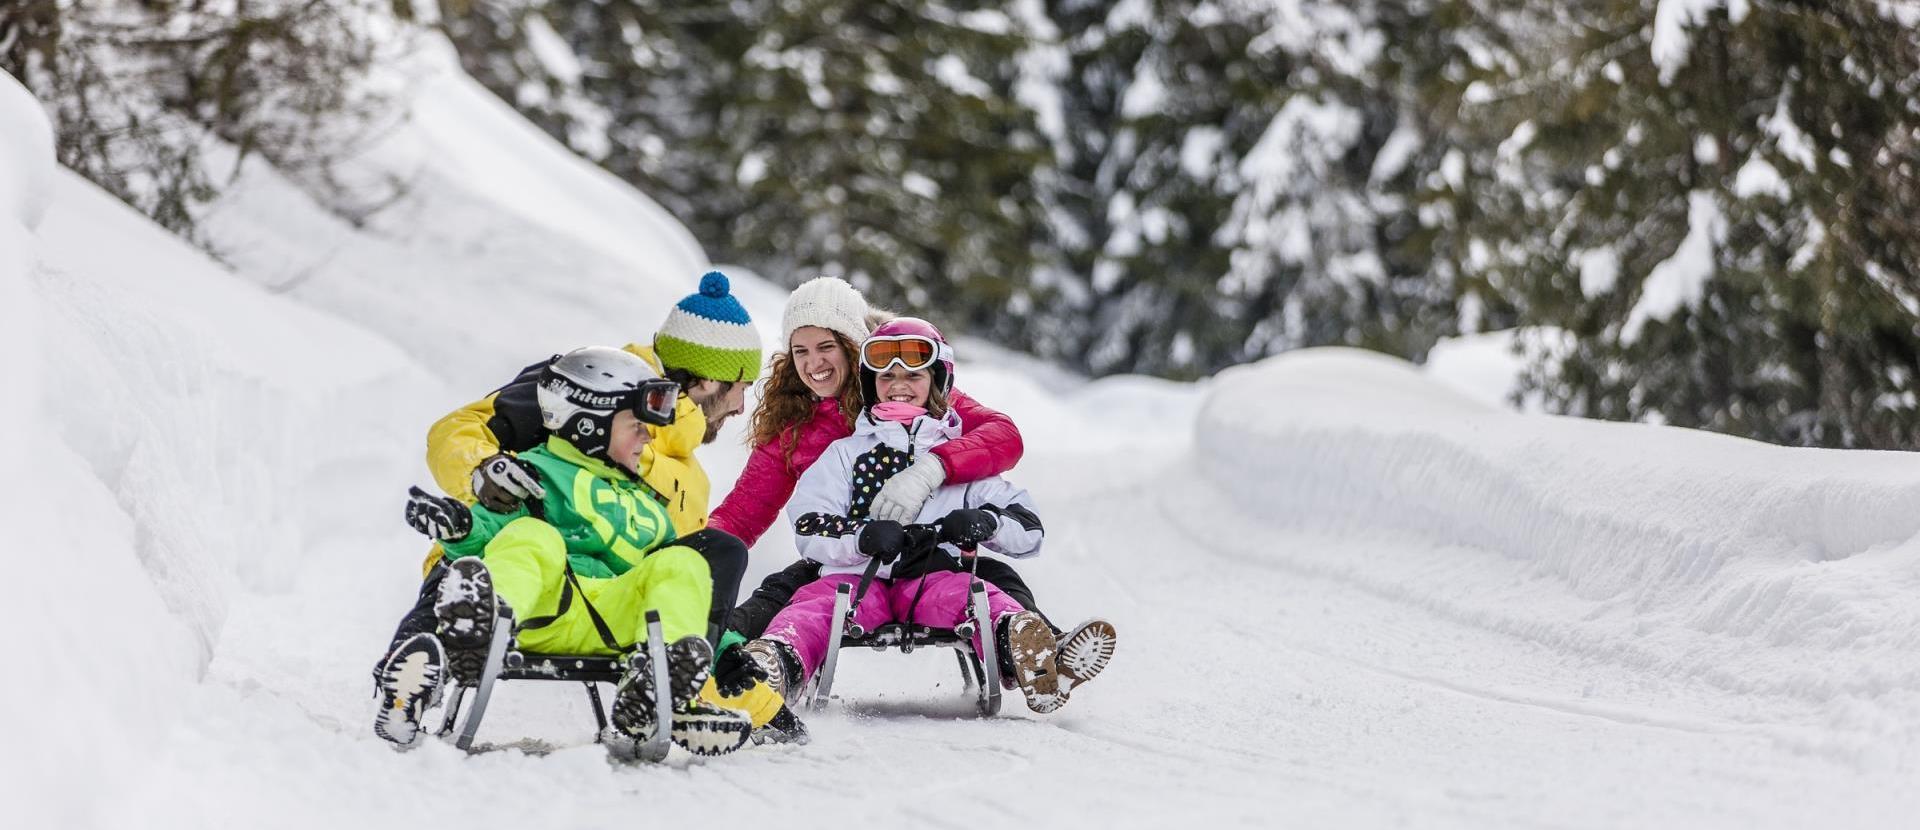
[{"x1": 442, "y1": 436, "x2": 711, "y2": 654}]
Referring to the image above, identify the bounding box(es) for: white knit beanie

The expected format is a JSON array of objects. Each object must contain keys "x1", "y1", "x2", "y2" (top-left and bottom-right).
[{"x1": 780, "y1": 276, "x2": 871, "y2": 348}]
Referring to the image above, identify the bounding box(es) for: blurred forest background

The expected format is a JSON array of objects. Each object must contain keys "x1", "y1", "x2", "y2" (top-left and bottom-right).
[{"x1": 4, "y1": 0, "x2": 1919, "y2": 448}]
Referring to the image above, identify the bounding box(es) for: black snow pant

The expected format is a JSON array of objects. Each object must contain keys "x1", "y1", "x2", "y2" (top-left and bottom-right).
[
  {"x1": 385, "y1": 562, "x2": 447, "y2": 657},
  {"x1": 727, "y1": 555, "x2": 1050, "y2": 640},
  {"x1": 381, "y1": 528, "x2": 752, "y2": 660},
  {"x1": 671, "y1": 528, "x2": 750, "y2": 643}
]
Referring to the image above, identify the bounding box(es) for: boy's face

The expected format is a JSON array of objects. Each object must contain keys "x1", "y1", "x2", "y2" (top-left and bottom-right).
[{"x1": 606, "y1": 409, "x2": 652, "y2": 475}]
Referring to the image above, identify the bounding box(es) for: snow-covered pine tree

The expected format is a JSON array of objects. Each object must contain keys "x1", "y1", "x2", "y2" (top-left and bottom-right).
[
  {"x1": 692, "y1": 0, "x2": 1051, "y2": 335},
  {"x1": 1, "y1": 0, "x2": 402, "y2": 242},
  {"x1": 1468, "y1": 0, "x2": 1920, "y2": 447},
  {"x1": 1217, "y1": 0, "x2": 1470, "y2": 366},
  {"x1": 1034, "y1": 0, "x2": 1459, "y2": 377},
  {"x1": 1035, "y1": 0, "x2": 1296, "y2": 377}
]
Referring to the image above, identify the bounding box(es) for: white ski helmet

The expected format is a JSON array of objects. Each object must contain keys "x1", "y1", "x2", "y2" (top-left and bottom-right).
[{"x1": 537, "y1": 346, "x2": 679, "y2": 463}]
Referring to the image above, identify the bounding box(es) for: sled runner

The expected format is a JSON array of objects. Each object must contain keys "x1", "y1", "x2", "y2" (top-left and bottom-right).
[
  {"x1": 804, "y1": 541, "x2": 1005, "y2": 718},
  {"x1": 432, "y1": 609, "x2": 675, "y2": 762}
]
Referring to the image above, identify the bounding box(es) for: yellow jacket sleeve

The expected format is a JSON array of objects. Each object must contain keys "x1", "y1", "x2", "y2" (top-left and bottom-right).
[
  {"x1": 425, "y1": 391, "x2": 504, "y2": 504},
  {"x1": 419, "y1": 392, "x2": 505, "y2": 577}
]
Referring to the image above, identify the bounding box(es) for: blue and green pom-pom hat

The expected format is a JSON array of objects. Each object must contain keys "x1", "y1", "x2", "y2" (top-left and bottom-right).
[{"x1": 653, "y1": 271, "x2": 764, "y2": 382}]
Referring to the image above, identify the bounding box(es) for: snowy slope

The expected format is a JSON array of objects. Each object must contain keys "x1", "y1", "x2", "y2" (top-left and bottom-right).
[
  {"x1": 1190, "y1": 350, "x2": 1920, "y2": 760},
  {"x1": 12, "y1": 27, "x2": 1920, "y2": 829}
]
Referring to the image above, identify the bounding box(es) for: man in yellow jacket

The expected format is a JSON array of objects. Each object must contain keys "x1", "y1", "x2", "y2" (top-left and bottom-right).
[
  {"x1": 426, "y1": 271, "x2": 759, "y2": 540},
  {"x1": 381, "y1": 272, "x2": 803, "y2": 744}
]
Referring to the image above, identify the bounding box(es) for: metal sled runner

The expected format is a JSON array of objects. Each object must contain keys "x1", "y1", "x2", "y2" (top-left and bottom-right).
[
  {"x1": 803, "y1": 546, "x2": 1004, "y2": 717},
  {"x1": 432, "y1": 609, "x2": 675, "y2": 762}
]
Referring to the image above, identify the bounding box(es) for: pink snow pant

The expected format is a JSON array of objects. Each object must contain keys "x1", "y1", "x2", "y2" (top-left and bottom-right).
[{"x1": 762, "y1": 571, "x2": 1026, "y2": 683}]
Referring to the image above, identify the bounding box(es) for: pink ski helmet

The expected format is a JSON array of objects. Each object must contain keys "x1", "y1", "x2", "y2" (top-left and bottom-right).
[{"x1": 858, "y1": 316, "x2": 955, "y2": 405}]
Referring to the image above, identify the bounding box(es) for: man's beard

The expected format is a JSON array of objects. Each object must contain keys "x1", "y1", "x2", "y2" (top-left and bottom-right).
[{"x1": 697, "y1": 400, "x2": 734, "y2": 444}]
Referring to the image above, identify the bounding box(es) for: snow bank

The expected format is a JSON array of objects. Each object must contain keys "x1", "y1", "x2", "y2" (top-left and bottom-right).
[
  {"x1": 1, "y1": 69, "x2": 52, "y2": 437},
  {"x1": 1423, "y1": 330, "x2": 1528, "y2": 411},
  {"x1": 0, "y1": 71, "x2": 53, "y2": 232},
  {"x1": 10, "y1": 28, "x2": 760, "y2": 824},
  {"x1": 15, "y1": 169, "x2": 443, "y2": 826},
  {"x1": 0, "y1": 71, "x2": 91, "y2": 826},
  {"x1": 1193, "y1": 348, "x2": 1920, "y2": 754}
]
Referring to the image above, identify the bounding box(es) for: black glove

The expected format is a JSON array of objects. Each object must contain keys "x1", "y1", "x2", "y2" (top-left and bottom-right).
[
  {"x1": 939, "y1": 508, "x2": 999, "y2": 548},
  {"x1": 712, "y1": 642, "x2": 767, "y2": 697},
  {"x1": 858, "y1": 519, "x2": 908, "y2": 563},
  {"x1": 406, "y1": 486, "x2": 472, "y2": 542},
  {"x1": 887, "y1": 524, "x2": 949, "y2": 580},
  {"x1": 470, "y1": 453, "x2": 546, "y2": 513}
]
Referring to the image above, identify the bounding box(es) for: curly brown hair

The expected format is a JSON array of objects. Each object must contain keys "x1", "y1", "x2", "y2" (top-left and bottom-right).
[{"x1": 749, "y1": 332, "x2": 866, "y2": 463}]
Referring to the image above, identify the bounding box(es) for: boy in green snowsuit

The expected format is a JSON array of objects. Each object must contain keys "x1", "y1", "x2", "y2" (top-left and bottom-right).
[
  {"x1": 438, "y1": 434, "x2": 709, "y2": 654},
  {"x1": 387, "y1": 346, "x2": 751, "y2": 758}
]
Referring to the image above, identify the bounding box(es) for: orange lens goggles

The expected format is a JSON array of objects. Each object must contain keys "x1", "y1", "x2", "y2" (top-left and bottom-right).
[
  {"x1": 861, "y1": 336, "x2": 940, "y2": 372},
  {"x1": 631, "y1": 378, "x2": 680, "y2": 426}
]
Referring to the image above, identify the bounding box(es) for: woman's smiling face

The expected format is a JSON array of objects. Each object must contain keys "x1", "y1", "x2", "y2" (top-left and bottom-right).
[{"x1": 790, "y1": 326, "x2": 851, "y2": 399}]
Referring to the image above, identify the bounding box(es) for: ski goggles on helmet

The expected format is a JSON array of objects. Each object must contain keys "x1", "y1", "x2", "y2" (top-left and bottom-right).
[
  {"x1": 861, "y1": 334, "x2": 948, "y2": 373},
  {"x1": 629, "y1": 378, "x2": 680, "y2": 427}
]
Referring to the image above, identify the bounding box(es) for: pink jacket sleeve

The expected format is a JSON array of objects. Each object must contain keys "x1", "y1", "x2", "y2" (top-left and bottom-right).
[
  {"x1": 707, "y1": 437, "x2": 798, "y2": 549},
  {"x1": 932, "y1": 389, "x2": 1025, "y2": 484}
]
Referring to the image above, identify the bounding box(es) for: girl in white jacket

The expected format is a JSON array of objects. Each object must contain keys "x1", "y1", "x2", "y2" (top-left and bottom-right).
[{"x1": 744, "y1": 318, "x2": 1090, "y2": 714}]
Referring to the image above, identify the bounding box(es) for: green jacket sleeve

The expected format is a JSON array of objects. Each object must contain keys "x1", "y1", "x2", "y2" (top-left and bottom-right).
[{"x1": 442, "y1": 501, "x2": 529, "y2": 559}]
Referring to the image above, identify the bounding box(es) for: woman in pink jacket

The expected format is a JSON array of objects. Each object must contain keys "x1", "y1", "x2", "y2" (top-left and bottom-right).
[{"x1": 709, "y1": 277, "x2": 1041, "y2": 636}]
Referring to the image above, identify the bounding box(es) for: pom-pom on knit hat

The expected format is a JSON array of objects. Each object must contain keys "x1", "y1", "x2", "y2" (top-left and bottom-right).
[
  {"x1": 781, "y1": 276, "x2": 871, "y2": 349},
  {"x1": 653, "y1": 271, "x2": 764, "y2": 382}
]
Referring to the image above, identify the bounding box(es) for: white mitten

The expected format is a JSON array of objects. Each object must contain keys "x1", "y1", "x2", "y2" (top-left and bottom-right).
[{"x1": 868, "y1": 455, "x2": 947, "y2": 522}]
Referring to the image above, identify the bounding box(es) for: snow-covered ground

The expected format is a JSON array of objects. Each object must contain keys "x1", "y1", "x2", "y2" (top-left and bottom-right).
[{"x1": 8, "y1": 34, "x2": 1920, "y2": 828}]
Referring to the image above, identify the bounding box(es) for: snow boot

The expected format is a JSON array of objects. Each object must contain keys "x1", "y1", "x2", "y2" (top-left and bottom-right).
[
  {"x1": 664, "y1": 637, "x2": 751, "y2": 756},
  {"x1": 741, "y1": 638, "x2": 801, "y2": 703},
  {"x1": 611, "y1": 637, "x2": 751, "y2": 757},
  {"x1": 999, "y1": 611, "x2": 1066, "y2": 714},
  {"x1": 434, "y1": 557, "x2": 508, "y2": 686},
  {"x1": 609, "y1": 648, "x2": 663, "y2": 751},
  {"x1": 1054, "y1": 619, "x2": 1117, "y2": 694},
  {"x1": 672, "y1": 698, "x2": 754, "y2": 756},
  {"x1": 752, "y1": 704, "x2": 811, "y2": 746},
  {"x1": 373, "y1": 632, "x2": 445, "y2": 750}
]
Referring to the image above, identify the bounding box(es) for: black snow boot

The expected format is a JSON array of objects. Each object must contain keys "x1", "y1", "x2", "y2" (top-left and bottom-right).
[
  {"x1": 373, "y1": 632, "x2": 445, "y2": 750},
  {"x1": 664, "y1": 637, "x2": 751, "y2": 756},
  {"x1": 434, "y1": 557, "x2": 510, "y2": 686},
  {"x1": 752, "y1": 704, "x2": 811, "y2": 746},
  {"x1": 610, "y1": 636, "x2": 751, "y2": 757}
]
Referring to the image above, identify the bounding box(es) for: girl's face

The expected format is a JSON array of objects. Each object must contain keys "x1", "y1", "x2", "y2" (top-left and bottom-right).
[
  {"x1": 875, "y1": 365, "x2": 933, "y2": 409},
  {"x1": 790, "y1": 326, "x2": 851, "y2": 399},
  {"x1": 605, "y1": 409, "x2": 652, "y2": 475}
]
